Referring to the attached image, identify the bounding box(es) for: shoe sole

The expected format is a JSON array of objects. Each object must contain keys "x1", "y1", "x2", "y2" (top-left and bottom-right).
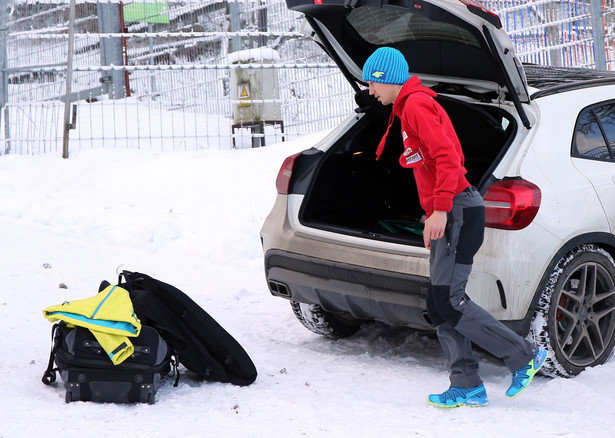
[
  {"x1": 505, "y1": 350, "x2": 548, "y2": 399},
  {"x1": 427, "y1": 397, "x2": 488, "y2": 408}
]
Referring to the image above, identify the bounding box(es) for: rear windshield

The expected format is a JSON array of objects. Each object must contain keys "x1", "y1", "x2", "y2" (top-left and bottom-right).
[{"x1": 346, "y1": 6, "x2": 480, "y2": 48}]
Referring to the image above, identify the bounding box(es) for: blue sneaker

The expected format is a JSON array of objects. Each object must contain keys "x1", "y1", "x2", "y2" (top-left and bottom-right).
[
  {"x1": 427, "y1": 384, "x2": 488, "y2": 408},
  {"x1": 505, "y1": 347, "x2": 548, "y2": 399}
]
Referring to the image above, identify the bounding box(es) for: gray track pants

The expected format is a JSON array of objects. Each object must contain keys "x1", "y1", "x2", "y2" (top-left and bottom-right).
[{"x1": 426, "y1": 187, "x2": 534, "y2": 388}]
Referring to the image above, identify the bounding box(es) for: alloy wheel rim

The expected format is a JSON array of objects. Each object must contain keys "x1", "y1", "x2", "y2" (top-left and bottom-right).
[{"x1": 555, "y1": 261, "x2": 615, "y2": 367}]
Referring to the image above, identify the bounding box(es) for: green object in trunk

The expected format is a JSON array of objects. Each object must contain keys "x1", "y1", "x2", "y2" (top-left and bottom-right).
[{"x1": 379, "y1": 219, "x2": 424, "y2": 236}]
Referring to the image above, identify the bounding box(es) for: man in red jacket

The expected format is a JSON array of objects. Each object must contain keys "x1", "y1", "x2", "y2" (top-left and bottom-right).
[{"x1": 363, "y1": 47, "x2": 547, "y2": 407}]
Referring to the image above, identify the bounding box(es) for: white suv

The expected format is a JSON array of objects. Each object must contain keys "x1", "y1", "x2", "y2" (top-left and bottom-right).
[{"x1": 260, "y1": 0, "x2": 615, "y2": 377}]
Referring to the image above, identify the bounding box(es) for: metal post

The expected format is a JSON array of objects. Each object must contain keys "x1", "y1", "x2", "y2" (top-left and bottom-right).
[
  {"x1": 148, "y1": 22, "x2": 157, "y2": 99},
  {"x1": 0, "y1": 0, "x2": 10, "y2": 154},
  {"x1": 545, "y1": 2, "x2": 562, "y2": 67},
  {"x1": 229, "y1": 1, "x2": 241, "y2": 53},
  {"x1": 119, "y1": 2, "x2": 131, "y2": 97},
  {"x1": 590, "y1": 0, "x2": 607, "y2": 70},
  {"x1": 252, "y1": 122, "x2": 264, "y2": 148},
  {"x1": 97, "y1": 0, "x2": 126, "y2": 98},
  {"x1": 62, "y1": 0, "x2": 77, "y2": 159},
  {"x1": 257, "y1": 1, "x2": 267, "y2": 47}
]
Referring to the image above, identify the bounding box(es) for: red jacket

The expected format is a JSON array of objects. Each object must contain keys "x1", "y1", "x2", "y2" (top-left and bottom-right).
[{"x1": 376, "y1": 76, "x2": 470, "y2": 217}]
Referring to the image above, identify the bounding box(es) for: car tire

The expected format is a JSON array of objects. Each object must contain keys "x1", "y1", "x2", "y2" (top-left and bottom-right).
[
  {"x1": 529, "y1": 244, "x2": 615, "y2": 377},
  {"x1": 290, "y1": 301, "x2": 363, "y2": 339}
]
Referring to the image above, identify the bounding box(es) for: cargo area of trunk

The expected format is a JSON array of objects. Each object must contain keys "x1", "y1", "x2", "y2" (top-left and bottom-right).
[{"x1": 299, "y1": 90, "x2": 516, "y2": 246}]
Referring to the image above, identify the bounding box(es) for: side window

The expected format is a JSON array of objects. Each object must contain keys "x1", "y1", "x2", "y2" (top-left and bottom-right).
[{"x1": 573, "y1": 102, "x2": 615, "y2": 161}]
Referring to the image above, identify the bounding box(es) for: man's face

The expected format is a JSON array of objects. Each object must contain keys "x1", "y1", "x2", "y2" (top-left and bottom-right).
[{"x1": 368, "y1": 81, "x2": 401, "y2": 106}]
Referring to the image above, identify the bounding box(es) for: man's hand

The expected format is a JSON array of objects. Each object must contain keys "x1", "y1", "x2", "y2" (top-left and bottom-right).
[{"x1": 423, "y1": 210, "x2": 448, "y2": 249}]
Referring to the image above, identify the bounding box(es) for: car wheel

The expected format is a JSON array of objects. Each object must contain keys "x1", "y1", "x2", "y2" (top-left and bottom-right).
[
  {"x1": 290, "y1": 301, "x2": 364, "y2": 339},
  {"x1": 529, "y1": 244, "x2": 615, "y2": 377}
]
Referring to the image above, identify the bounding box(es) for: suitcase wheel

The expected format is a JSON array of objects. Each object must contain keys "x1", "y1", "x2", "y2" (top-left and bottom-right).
[{"x1": 65, "y1": 382, "x2": 80, "y2": 403}]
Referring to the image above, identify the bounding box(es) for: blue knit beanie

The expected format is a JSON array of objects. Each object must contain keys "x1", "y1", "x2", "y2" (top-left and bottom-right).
[{"x1": 362, "y1": 47, "x2": 410, "y2": 85}]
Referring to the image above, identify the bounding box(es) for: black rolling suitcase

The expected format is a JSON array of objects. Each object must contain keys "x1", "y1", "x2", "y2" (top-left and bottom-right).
[{"x1": 42, "y1": 322, "x2": 175, "y2": 404}]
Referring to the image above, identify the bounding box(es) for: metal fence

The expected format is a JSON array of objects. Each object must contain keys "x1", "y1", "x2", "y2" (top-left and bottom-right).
[
  {"x1": 1, "y1": 0, "x2": 615, "y2": 156},
  {"x1": 482, "y1": 0, "x2": 615, "y2": 68}
]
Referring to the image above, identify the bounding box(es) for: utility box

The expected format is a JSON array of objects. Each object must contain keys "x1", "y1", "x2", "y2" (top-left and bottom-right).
[{"x1": 229, "y1": 48, "x2": 283, "y2": 147}]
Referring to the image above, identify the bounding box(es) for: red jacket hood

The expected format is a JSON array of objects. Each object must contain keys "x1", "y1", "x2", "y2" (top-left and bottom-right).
[
  {"x1": 375, "y1": 76, "x2": 437, "y2": 161},
  {"x1": 392, "y1": 76, "x2": 438, "y2": 118}
]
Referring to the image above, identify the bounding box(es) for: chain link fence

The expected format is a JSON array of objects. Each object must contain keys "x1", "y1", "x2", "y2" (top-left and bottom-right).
[
  {"x1": 1, "y1": 0, "x2": 615, "y2": 156},
  {"x1": 483, "y1": 0, "x2": 615, "y2": 67}
]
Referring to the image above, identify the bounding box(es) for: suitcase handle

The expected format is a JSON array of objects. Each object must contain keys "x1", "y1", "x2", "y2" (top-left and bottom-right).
[
  {"x1": 42, "y1": 369, "x2": 56, "y2": 385},
  {"x1": 42, "y1": 324, "x2": 60, "y2": 385},
  {"x1": 83, "y1": 339, "x2": 150, "y2": 358}
]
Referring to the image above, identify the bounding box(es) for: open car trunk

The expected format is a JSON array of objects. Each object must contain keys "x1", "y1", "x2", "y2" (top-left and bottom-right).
[{"x1": 299, "y1": 90, "x2": 516, "y2": 246}]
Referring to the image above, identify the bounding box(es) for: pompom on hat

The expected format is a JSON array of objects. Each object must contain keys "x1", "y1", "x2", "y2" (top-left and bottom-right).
[{"x1": 362, "y1": 47, "x2": 410, "y2": 85}]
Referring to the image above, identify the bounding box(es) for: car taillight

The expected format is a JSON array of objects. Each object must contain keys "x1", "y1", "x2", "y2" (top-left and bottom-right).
[
  {"x1": 275, "y1": 152, "x2": 302, "y2": 195},
  {"x1": 484, "y1": 179, "x2": 541, "y2": 230}
]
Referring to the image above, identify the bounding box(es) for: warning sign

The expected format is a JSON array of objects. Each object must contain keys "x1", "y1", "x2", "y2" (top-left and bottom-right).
[{"x1": 239, "y1": 84, "x2": 251, "y2": 107}]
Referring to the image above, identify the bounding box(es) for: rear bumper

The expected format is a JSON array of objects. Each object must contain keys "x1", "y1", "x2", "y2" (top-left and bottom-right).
[{"x1": 264, "y1": 249, "x2": 433, "y2": 330}]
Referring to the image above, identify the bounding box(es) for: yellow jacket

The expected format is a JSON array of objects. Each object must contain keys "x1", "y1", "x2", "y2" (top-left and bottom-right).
[{"x1": 43, "y1": 285, "x2": 141, "y2": 365}]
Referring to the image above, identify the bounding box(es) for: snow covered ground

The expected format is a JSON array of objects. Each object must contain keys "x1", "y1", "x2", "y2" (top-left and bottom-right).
[{"x1": 1, "y1": 133, "x2": 614, "y2": 438}]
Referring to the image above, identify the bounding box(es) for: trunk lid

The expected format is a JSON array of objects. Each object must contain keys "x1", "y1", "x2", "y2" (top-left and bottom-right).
[{"x1": 287, "y1": 0, "x2": 531, "y2": 128}]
